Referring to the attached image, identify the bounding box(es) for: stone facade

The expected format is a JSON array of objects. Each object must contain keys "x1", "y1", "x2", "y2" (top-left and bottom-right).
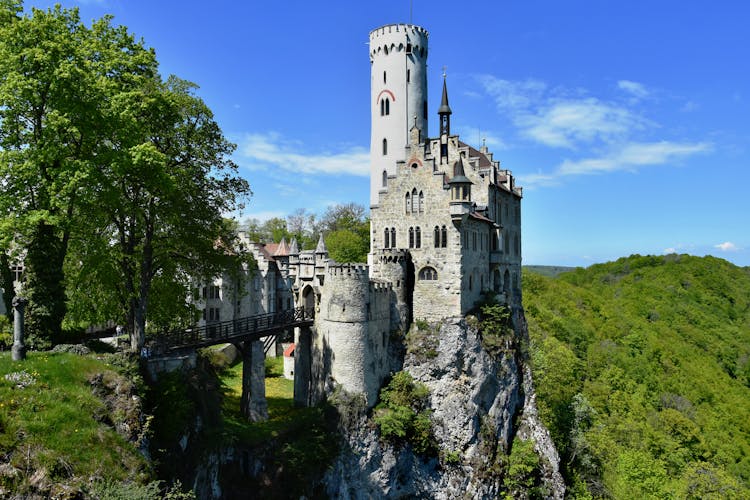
[{"x1": 198, "y1": 22, "x2": 522, "y2": 407}]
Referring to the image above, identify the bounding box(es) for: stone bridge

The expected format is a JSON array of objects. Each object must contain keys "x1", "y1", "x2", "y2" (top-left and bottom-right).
[{"x1": 144, "y1": 307, "x2": 314, "y2": 421}]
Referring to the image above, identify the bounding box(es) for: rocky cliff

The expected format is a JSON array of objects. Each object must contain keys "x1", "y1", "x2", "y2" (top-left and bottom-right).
[{"x1": 324, "y1": 308, "x2": 565, "y2": 499}]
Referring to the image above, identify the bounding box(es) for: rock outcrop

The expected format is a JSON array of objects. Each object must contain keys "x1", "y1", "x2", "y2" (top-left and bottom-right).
[{"x1": 324, "y1": 309, "x2": 565, "y2": 499}]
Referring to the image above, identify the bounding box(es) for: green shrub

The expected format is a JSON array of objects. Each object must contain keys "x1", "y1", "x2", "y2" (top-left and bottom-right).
[
  {"x1": 406, "y1": 322, "x2": 438, "y2": 361},
  {"x1": 374, "y1": 371, "x2": 436, "y2": 456},
  {"x1": 478, "y1": 303, "x2": 515, "y2": 358}
]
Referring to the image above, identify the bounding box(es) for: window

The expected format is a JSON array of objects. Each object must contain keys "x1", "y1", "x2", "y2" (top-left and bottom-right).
[
  {"x1": 380, "y1": 99, "x2": 384, "y2": 116},
  {"x1": 382, "y1": 170, "x2": 387, "y2": 187},
  {"x1": 405, "y1": 192, "x2": 411, "y2": 214},
  {"x1": 418, "y1": 191, "x2": 424, "y2": 213},
  {"x1": 407, "y1": 69, "x2": 410, "y2": 82},
  {"x1": 382, "y1": 138, "x2": 387, "y2": 155},
  {"x1": 469, "y1": 275, "x2": 473, "y2": 291},
  {"x1": 385, "y1": 98, "x2": 390, "y2": 115},
  {"x1": 383, "y1": 70, "x2": 386, "y2": 83},
  {"x1": 390, "y1": 227, "x2": 396, "y2": 247},
  {"x1": 415, "y1": 227, "x2": 421, "y2": 248},
  {"x1": 409, "y1": 227, "x2": 414, "y2": 248},
  {"x1": 384, "y1": 228, "x2": 390, "y2": 248},
  {"x1": 434, "y1": 226, "x2": 440, "y2": 248},
  {"x1": 423, "y1": 100, "x2": 428, "y2": 119},
  {"x1": 472, "y1": 232, "x2": 477, "y2": 251},
  {"x1": 441, "y1": 225, "x2": 447, "y2": 247},
  {"x1": 418, "y1": 267, "x2": 437, "y2": 280},
  {"x1": 12, "y1": 265, "x2": 22, "y2": 282},
  {"x1": 406, "y1": 43, "x2": 412, "y2": 54}
]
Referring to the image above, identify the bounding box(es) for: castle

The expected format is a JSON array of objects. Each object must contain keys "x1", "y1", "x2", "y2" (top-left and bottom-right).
[{"x1": 200, "y1": 24, "x2": 523, "y2": 406}]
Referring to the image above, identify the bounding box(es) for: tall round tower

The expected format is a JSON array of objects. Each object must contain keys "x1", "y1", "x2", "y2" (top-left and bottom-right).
[{"x1": 369, "y1": 24, "x2": 429, "y2": 205}]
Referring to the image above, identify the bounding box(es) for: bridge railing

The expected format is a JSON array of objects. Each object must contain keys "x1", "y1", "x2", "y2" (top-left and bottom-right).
[{"x1": 147, "y1": 306, "x2": 314, "y2": 354}]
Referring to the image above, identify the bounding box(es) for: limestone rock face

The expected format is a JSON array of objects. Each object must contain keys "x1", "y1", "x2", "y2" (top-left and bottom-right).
[{"x1": 324, "y1": 310, "x2": 565, "y2": 499}]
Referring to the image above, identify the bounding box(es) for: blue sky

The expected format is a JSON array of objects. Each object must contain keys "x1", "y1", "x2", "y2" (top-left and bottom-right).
[{"x1": 31, "y1": 0, "x2": 750, "y2": 266}]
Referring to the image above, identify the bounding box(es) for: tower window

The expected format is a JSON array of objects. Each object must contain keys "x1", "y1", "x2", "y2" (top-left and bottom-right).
[
  {"x1": 391, "y1": 227, "x2": 396, "y2": 247},
  {"x1": 407, "y1": 69, "x2": 410, "y2": 82},
  {"x1": 385, "y1": 98, "x2": 390, "y2": 115},
  {"x1": 384, "y1": 228, "x2": 390, "y2": 248},
  {"x1": 380, "y1": 99, "x2": 384, "y2": 116},
  {"x1": 409, "y1": 227, "x2": 414, "y2": 248},
  {"x1": 382, "y1": 170, "x2": 387, "y2": 187},
  {"x1": 382, "y1": 138, "x2": 387, "y2": 155},
  {"x1": 423, "y1": 100, "x2": 428, "y2": 119},
  {"x1": 406, "y1": 43, "x2": 412, "y2": 54},
  {"x1": 418, "y1": 267, "x2": 437, "y2": 280},
  {"x1": 441, "y1": 225, "x2": 447, "y2": 247},
  {"x1": 434, "y1": 226, "x2": 440, "y2": 248},
  {"x1": 418, "y1": 191, "x2": 424, "y2": 213},
  {"x1": 411, "y1": 188, "x2": 418, "y2": 214},
  {"x1": 405, "y1": 192, "x2": 411, "y2": 214},
  {"x1": 383, "y1": 71, "x2": 386, "y2": 83},
  {"x1": 415, "y1": 227, "x2": 421, "y2": 248}
]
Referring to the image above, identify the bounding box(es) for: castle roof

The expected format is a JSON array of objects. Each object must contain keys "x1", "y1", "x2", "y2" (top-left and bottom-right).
[
  {"x1": 438, "y1": 77, "x2": 452, "y2": 115},
  {"x1": 274, "y1": 238, "x2": 290, "y2": 257},
  {"x1": 315, "y1": 234, "x2": 328, "y2": 254},
  {"x1": 458, "y1": 141, "x2": 493, "y2": 169},
  {"x1": 289, "y1": 237, "x2": 299, "y2": 255},
  {"x1": 448, "y1": 157, "x2": 472, "y2": 185}
]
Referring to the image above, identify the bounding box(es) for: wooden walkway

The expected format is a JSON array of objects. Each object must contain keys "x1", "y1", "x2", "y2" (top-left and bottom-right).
[{"x1": 146, "y1": 307, "x2": 314, "y2": 355}]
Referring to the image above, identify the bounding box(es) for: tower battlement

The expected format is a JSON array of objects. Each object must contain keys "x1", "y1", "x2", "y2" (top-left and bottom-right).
[{"x1": 326, "y1": 263, "x2": 369, "y2": 279}]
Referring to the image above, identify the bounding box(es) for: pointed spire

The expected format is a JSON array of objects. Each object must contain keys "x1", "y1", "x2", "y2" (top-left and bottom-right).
[
  {"x1": 315, "y1": 234, "x2": 328, "y2": 254},
  {"x1": 438, "y1": 74, "x2": 452, "y2": 115},
  {"x1": 274, "y1": 237, "x2": 289, "y2": 256},
  {"x1": 449, "y1": 156, "x2": 471, "y2": 184},
  {"x1": 288, "y1": 237, "x2": 299, "y2": 255}
]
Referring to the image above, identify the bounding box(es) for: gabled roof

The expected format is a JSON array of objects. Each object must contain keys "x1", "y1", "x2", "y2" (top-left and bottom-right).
[
  {"x1": 458, "y1": 141, "x2": 493, "y2": 169},
  {"x1": 315, "y1": 234, "x2": 328, "y2": 254}
]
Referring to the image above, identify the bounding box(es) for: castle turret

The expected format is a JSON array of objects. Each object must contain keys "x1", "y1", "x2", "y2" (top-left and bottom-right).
[{"x1": 369, "y1": 24, "x2": 429, "y2": 205}]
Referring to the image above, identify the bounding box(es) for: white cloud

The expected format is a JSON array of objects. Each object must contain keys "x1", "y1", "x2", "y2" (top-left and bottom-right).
[
  {"x1": 520, "y1": 140, "x2": 711, "y2": 188},
  {"x1": 477, "y1": 76, "x2": 547, "y2": 112},
  {"x1": 617, "y1": 80, "x2": 650, "y2": 100},
  {"x1": 663, "y1": 247, "x2": 676, "y2": 254},
  {"x1": 236, "y1": 132, "x2": 370, "y2": 176},
  {"x1": 518, "y1": 98, "x2": 645, "y2": 149},
  {"x1": 714, "y1": 241, "x2": 740, "y2": 252}
]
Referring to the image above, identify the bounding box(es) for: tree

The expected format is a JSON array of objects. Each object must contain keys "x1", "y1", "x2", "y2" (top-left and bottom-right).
[{"x1": 0, "y1": 4, "x2": 135, "y2": 346}]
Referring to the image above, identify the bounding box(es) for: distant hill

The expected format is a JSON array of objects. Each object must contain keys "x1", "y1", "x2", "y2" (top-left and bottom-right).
[
  {"x1": 523, "y1": 265, "x2": 577, "y2": 278},
  {"x1": 523, "y1": 254, "x2": 750, "y2": 498}
]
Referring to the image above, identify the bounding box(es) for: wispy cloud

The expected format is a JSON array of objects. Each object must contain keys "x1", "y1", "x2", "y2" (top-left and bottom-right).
[
  {"x1": 617, "y1": 80, "x2": 650, "y2": 100},
  {"x1": 714, "y1": 241, "x2": 740, "y2": 252},
  {"x1": 520, "y1": 141, "x2": 711, "y2": 187},
  {"x1": 236, "y1": 132, "x2": 369, "y2": 176}
]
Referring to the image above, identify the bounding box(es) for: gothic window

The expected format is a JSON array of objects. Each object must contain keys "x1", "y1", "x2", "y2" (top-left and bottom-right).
[
  {"x1": 385, "y1": 98, "x2": 390, "y2": 115},
  {"x1": 382, "y1": 138, "x2": 387, "y2": 155},
  {"x1": 411, "y1": 188, "x2": 418, "y2": 214},
  {"x1": 405, "y1": 192, "x2": 411, "y2": 214},
  {"x1": 383, "y1": 70, "x2": 386, "y2": 83},
  {"x1": 415, "y1": 227, "x2": 421, "y2": 248},
  {"x1": 380, "y1": 99, "x2": 384, "y2": 116},
  {"x1": 418, "y1": 267, "x2": 437, "y2": 280},
  {"x1": 382, "y1": 170, "x2": 387, "y2": 187},
  {"x1": 407, "y1": 68, "x2": 410, "y2": 82},
  {"x1": 434, "y1": 226, "x2": 440, "y2": 248},
  {"x1": 391, "y1": 227, "x2": 396, "y2": 247},
  {"x1": 418, "y1": 191, "x2": 424, "y2": 213},
  {"x1": 384, "y1": 228, "x2": 390, "y2": 248},
  {"x1": 409, "y1": 227, "x2": 414, "y2": 248},
  {"x1": 423, "y1": 100, "x2": 428, "y2": 119},
  {"x1": 441, "y1": 225, "x2": 447, "y2": 247}
]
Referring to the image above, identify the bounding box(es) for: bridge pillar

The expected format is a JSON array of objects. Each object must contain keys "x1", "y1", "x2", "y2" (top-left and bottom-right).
[
  {"x1": 240, "y1": 340, "x2": 268, "y2": 421},
  {"x1": 293, "y1": 326, "x2": 312, "y2": 407}
]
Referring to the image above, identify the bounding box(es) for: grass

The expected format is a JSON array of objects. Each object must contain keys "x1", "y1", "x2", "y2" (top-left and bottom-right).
[{"x1": 0, "y1": 351, "x2": 150, "y2": 494}]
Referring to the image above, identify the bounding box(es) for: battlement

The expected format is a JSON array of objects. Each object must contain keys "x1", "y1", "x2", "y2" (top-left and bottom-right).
[
  {"x1": 326, "y1": 263, "x2": 369, "y2": 278},
  {"x1": 369, "y1": 24, "x2": 428, "y2": 59},
  {"x1": 376, "y1": 248, "x2": 409, "y2": 264},
  {"x1": 369, "y1": 280, "x2": 392, "y2": 293}
]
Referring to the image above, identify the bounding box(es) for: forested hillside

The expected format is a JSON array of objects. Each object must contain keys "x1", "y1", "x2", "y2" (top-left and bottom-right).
[{"x1": 523, "y1": 254, "x2": 750, "y2": 498}]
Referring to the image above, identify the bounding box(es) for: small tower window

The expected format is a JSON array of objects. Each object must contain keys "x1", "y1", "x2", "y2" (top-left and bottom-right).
[
  {"x1": 418, "y1": 267, "x2": 437, "y2": 280},
  {"x1": 423, "y1": 100, "x2": 428, "y2": 119},
  {"x1": 380, "y1": 99, "x2": 384, "y2": 116},
  {"x1": 385, "y1": 98, "x2": 390, "y2": 115},
  {"x1": 391, "y1": 227, "x2": 396, "y2": 247},
  {"x1": 382, "y1": 138, "x2": 387, "y2": 156},
  {"x1": 415, "y1": 227, "x2": 421, "y2": 248},
  {"x1": 406, "y1": 43, "x2": 412, "y2": 54},
  {"x1": 418, "y1": 191, "x2": 424, "y2": 213},
  {"x1": 411, "y1": 188, "x2": 418, "y2": 214},
  {"x1": 407, "y1": 69, "x2": 410, "y2": 82},
  {"x1": 441, "y1": 225, "x2": 447, "y2": 247},
  {"x1": 383, "y1": 71, "x2": 386, "y2": 83},
  {"x1": 409, "y1": 227, "x2": 414, "y2": 248},
  {"x1": 405, "y1": 192, "x2": 411, "y2": 214},
  {"x1": 382, "y1": 170, "x2": 387, "y2": 187},
  {"x1": 434, "y1": 226, "x2": 440, "y2": 248},
  {"x1": 384, "y1": 228, "x2": 390, "y2": 248}
]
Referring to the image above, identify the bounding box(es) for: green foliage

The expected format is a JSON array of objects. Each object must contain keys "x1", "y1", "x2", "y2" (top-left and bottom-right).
[
  {"x1": 503, "y1": 438, "x2": 545, "y2": 498},
  {"x1": 91, "y1": 479, "x2": 195, "y2": 500},
  {"x1": 478, "y1": 303, "x2": 516, "y2": 358},
  {"x1": 326, "y1": 228, "x2": 369, "y2": 263},
  {"x1": 374, "y1": 371, "x2": 436, "y2": 456},
  {"x1": 524, "y1": 254, "x2": 750, "y2": 498},
  {"x1": 406, "y1": 321, "x2": 438, "y2": 361},
  {"x1": 0, "y1": 251, "x2": 13, "y2": 322}
]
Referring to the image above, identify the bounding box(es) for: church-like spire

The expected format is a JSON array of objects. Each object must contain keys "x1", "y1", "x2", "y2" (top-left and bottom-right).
[
  {"x1": 288, "y1": 237, "x2": 299, "y2": 255},
  {"x1": 439, "y1": 72, "x2": 452, "y2": 163},
  {"x1": 438, "y1": 74, "x2": 452, "y2": 116},
  {"x1": 315, "y1": 234, "x2": 328, "y2": 255}
]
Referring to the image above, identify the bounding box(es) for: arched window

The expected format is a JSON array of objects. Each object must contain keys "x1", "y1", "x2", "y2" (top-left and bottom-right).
[
  {"x1": 390, "y1": 227, "x2": 396, "y2": 247},
  {"x1": 383, "y1": 70, "x2": 386, "y2": 83},
  {"x1": 411, "y1": 188, "x2": 418, "y2": 214},
  {"x1": 418, "y1": 191, "x2": 424, "y2": 213},
  {"x1": 434, "y1": 226, "x2": 440, "y2": 248},
  {"x1": 408, "y1": 227, "x2": 414, "y2": 248},
  {"x1": 380, "y1": 99, "x2": 384, "y2": 116},
  {"x1": 418, "y1": 267, "x2": 437, "y2": 280},
  {"x1": 385, "y1": 98, "x2": 390, "y2": 115},
  {"x1": 382, "y1": 170, "x2": 387, "y2": 187},
  {"x1": 405, "y1": 192, "x2": 411, "y2": 214},
  {"x1": 382, "y1": 138, "x2": 387, "y2": 156},
  {"x1": 441, "y1": 225, "x2": 447, "y2": 247},
  {"x1": 384, "y1": 228, "x2": 390, "y2": 248},
  {"x1": 415, "y1": 227, "x2": 421, "y2": 248}
]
